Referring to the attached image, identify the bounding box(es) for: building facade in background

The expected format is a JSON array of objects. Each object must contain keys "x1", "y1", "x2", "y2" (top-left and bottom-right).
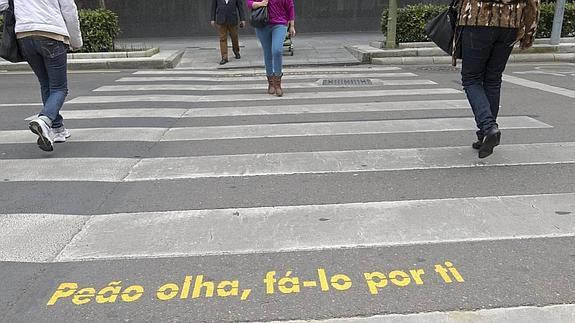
[{"x1": 75, "y1": 0, "x2": 423, "y2": 38}]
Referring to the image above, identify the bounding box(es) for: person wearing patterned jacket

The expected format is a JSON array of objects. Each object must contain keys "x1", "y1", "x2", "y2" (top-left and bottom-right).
[{"x1": 455, "y1": 0, "x2": 540, "y2": 158}]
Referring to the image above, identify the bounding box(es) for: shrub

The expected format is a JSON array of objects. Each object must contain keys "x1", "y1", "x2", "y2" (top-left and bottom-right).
[
  {"x1": 79, "y1": 8, "x2": 120, "y2": 52},
  {"x1": 1, "y1": 9, "x2": 119, "y2": 52},
  {"x1": 381, "y1": 4, "x2": 448, "y2": 43},
  {"x1": 537, "y1": 2, "x2": 575, "y2": 37},
  {"x1": 382, "y1": 2, "x2": 575, "y2": 43}
]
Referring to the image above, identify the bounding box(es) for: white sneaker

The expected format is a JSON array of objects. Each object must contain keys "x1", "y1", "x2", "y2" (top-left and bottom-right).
[
  {"x1": 53, "y1": 127, "x2": 71, "y2": 143},
  {"x1": 29, "y1": 118, "x2": 55, "y2": 152}
]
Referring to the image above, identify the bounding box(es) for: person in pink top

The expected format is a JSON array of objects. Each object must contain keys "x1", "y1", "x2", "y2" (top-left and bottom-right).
[{"x1": 247, "y1": 0, "x2": 295, "y2": 97}]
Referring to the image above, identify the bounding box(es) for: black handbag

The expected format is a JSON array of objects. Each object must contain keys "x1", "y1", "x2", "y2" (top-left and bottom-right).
[
  {"x1": 424, "y1": 0, "x2": 459, "y2": 55},
  {"x1": 0, "y1": 0, "x2": 24, "y2": 63},
  {"x1": 249, "y1": 6, "x2": 268, "y2": 28}
]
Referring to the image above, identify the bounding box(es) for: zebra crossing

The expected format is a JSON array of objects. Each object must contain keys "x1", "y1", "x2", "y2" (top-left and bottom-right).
[{"x1": 1, "y1": 64, "x2": 574, "y2": 322}]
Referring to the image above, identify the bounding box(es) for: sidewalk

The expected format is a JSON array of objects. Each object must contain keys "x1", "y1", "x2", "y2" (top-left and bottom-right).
[
  {"x1": 2, "y1": 32, "x2": 574, "y2": 71},
  {"x1": 117, "y1": 32, "x2": 381, "y2": 69}
]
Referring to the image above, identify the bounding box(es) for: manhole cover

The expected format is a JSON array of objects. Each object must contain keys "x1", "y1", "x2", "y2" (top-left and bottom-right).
[
  {"x1": 417, "y1": 66, "x2": 458, "y2": 72},
  {"x1": 321, "y1": 79, "x2": 373, "y2": 86}
]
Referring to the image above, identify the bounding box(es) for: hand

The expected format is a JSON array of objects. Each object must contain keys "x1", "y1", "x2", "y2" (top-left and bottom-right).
[
  {"x1": 519, "y1": 39, "x2": 533, "y2": 50},
  {"x1": 259, "y1": 0, "x2": 268, "y2": 6},
  {"x1": 239, "y1": 21, "x2": 246, "y2": 28},
  {"x1": 210, "y1": 20, "x2": 216, "y2": 27},
  {"x1": 289, "y1": 26, "x2": 296, "y2": 38}
]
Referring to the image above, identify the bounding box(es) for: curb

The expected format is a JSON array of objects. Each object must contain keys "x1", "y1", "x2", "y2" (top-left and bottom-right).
[
  {"x1": 372, "y1": 53, "x2": 575, "y2": 65},
  {"x1": 347, "y1": 37, "x2": 575, "y2": 65},
  {"x1": 0, "y1": 49, "x2": 184, "y2": 71},
  {"x1": 67, "y1": 47, "x2": 160, "y2": 60}
]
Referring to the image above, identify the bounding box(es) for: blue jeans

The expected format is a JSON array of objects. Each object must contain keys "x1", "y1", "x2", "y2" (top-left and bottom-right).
[
  {"x1": 255, "y1": 24, "x2": 288, "y2": 76},
  {"x1": 461, "y1": 26, "x2": 517, "y2": 135},
  {"x1": 18, "y1": 36, "x2": 69, "y2": 129}
]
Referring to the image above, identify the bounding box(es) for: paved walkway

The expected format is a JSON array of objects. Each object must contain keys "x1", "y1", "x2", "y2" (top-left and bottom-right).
[{"x1": 118, "y1": 32, "x2": 382, "y2": 69}]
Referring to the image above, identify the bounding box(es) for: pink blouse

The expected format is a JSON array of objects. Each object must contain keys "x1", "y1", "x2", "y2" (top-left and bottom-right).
[{"x1": 247, "y1": 0, "x2": 295, "y2": 25}]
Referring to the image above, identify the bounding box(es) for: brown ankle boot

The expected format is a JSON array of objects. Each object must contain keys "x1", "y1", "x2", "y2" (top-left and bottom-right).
[
  {"x1": 273, "y1": 74, "x2": 284, "y2": 97},
  {"x1": 266, "y1": 76, "x2": 275, "y2": 95}
]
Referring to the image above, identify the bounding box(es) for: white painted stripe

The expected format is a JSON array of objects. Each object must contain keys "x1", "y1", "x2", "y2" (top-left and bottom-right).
[
  {"x1": 125, "y1": 142, "x2": 573, "y2": 181},
  {"x1": 162, "y1": 116, "x2": 549, "y2": 141},
  {"x1": 504, "y1": 74, "x2": 575, "y2": 99},
  {"x1": 25, "y1": 100, "x2": 471, "y2": 120},
  {"x1": 67, "y1": 89, "x2": 462, "y2": 104},
  {"x1": 0, "y1": 214, "x2": 88, "y2": 263},
  {"x1": 0, "y1": 128, "x2": 167, "y2": 144},
  {"x1": 25, "y1": 108, "x2": 189, "y2": 121},
  {"x1": 44, "y1": 193, "x2": 575, "y2": 261},
  {"x1": 0, "y1": 158, "x2": 137, "y2": 182},
  {"x1": 94, "y1": 79, "x2": 438, "y2": 92},
  {"x1": 134, "y1": 66, "x2": 402, "y2": 76},
  {"x1": 0, "y1": 103, "x2": 42, "y2": 107},
  {"x1": 182, "y1": 99, "x2": 470, "y2": 117},
  {"x1": 2, "y1": 116, "x2": 549, "y2": 144},
  {"x1": 4, "y1": 194, "x2": 574, "y2": 263},
  {"x1": 281, "y1": 304, "x2": 575, "y2": 323},
  {"x1": 0, "y1": 142, "x2": 570, "y2": 182},
  {"x1": 116, "y1": 73, "x2": 418, "y2": 83}
]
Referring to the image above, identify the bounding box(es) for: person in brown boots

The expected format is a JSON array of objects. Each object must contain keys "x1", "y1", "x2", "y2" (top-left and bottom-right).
[
  {"x1": 247, "y1": 0, "x2": 296, "y2": 97},
  {"x1": 211, "y1": 0, "x2": 246, "y2": 65}
]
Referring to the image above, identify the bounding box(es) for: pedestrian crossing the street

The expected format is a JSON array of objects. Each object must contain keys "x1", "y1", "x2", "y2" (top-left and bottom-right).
[{"x1": 1, "y1": 65, "x2": 574, "y2": 322}]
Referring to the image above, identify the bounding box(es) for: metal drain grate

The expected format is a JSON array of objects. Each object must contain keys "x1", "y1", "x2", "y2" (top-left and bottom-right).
[{"x1": 321, "y1": 79, "x2": 373, "y2": 86}]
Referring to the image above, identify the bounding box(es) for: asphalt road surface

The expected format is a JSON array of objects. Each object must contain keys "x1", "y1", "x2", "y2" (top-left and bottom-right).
[{"x1": 1, "y1": 62, "x2": 574, "y2": 322}]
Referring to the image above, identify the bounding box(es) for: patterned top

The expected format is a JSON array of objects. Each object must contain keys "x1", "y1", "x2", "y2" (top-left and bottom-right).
[{"x1": 457, "y1": 0, "x2": 541, "y2": 48}]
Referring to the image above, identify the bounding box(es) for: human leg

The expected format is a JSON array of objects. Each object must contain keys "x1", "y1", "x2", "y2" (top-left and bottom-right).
[
  {"x1": 483, "y1": 28, "x2": 517, "y2": 121},
  {"x1": 255, "y1": 25, "x2": 273, "y2": 76},
  {"x1": 229, "y1": 24, "x2": 241, "y2": 58},
  {"x1": 270, "y1": 24, "x2": 288, "y2": 96},
  {"x1": 217, "y1": 24, "x2": 229, "y2": 62},
  {"x1": 461, "y1": 26, "x2": 498, "y2": 135}
]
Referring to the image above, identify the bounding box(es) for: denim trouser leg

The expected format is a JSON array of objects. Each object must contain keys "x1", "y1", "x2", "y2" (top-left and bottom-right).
[
  {"x1": 255, "y1": 26, "x2": 274, "y2": 76},
  {"x1": 18, "y1": 37, "x2": 68, "y2": 128},
  {"x1": 255, "y1": 24, "x2": 288, "y2": 76},
  {"x1": 461, "y1": 27, "x2": 516, "y2": 134}
]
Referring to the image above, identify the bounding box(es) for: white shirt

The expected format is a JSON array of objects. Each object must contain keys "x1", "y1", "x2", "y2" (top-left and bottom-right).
[{"x1": 0, "y1": 0, "x2": 83, "y2": 49}]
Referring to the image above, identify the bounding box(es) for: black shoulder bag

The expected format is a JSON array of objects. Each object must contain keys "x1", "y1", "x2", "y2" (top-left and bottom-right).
[
  {"x1": 249, "y1": 6, "x2": 268, "y2": 28},
  {"x1": 424, "y1": 0, "x2": 459, "y2": 56},
  {"x1": 0, "y1": 0, "x2": 24, "y2": 63}
]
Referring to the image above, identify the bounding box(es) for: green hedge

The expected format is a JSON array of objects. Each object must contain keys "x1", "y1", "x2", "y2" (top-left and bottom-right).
[
  {"x1": 78, "y1": 8, "x2": 120, "y2": 52},
  {"x1": 0, "y1": 9, "x2": 119, "y2": 53},
  {"x1": 537, "y1": 2, "x2": 575, "y2": 37},
  {"x1": 382, "y1": 2, "x2": 575, "y2": 43}
]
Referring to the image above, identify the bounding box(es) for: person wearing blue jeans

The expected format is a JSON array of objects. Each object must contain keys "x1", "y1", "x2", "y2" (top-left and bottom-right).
[
  {"x1": 19, "y1": 37, "x2": 69, "y2": 145},
  {"x1": 248, "y1": 0, "x2": 295, "y2": 97},
  {"x1": 0, "y1": 0, "x2": 83, "y2": 152},
  {"x1": 461, "y1": 27, "x2": 517, "y2": 158},
  {"x1": 255, "y1": 23, "x2": 288, "y2": 81},
  {"x1": 456, "y1": 0, "x2": 540, "y2": 158}
]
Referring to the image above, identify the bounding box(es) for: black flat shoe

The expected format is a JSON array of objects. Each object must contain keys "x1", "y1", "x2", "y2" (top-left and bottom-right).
[
  {"x1": 234, "y1": 53, "x2": 241, "y2": 59},
  {"x1": 219, "y1": 58, "x2": 228, "y2": 65},
  {"x1": 478, "y1": 126, "x2": 501, "y2": 159}
]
